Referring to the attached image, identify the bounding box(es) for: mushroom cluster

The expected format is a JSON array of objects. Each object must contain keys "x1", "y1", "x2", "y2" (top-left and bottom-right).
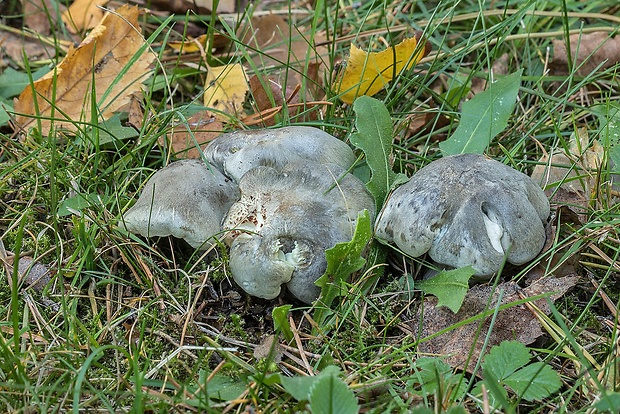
[
  {"x1": 123, "y1": 126, "x2": 375, "y2": 303},
  {"x1": 374, "y1": 154, "x2": 550, "y2": 276},
  {"x1": 123, "y1": 127, "x2": 551, "y2": 303}
]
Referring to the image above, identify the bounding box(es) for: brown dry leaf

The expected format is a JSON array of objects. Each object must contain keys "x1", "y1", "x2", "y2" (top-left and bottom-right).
[
  {"x1": 22, "y1": 0, "x2": 66, "y2": 35},
  {"x1": 149, "y1": 0, "x2": 236, "y2": 14},
  {"x1": 0, "y1": 31, "x2": 57, "y2": 65},
  {"x1": 204, "y1": 63, "x2": 248, "y2": 120},
  {"x1": 240, "y1": 14, "x2": 327, "y2": 99},
  {"x1": 126, "y1": 95, "x2": 144, "y2": 130},
  {"x1": 194, "y1": 0, "x2": 236, "y2": 13},
  {"x1": 336, "y1": 32, "x2": 431, "y2": 104},
  {"x1": 410, "y1": 276, "x2": 578, "y2": 373},
  {"x1": 552, "y1": 32, "x2": 620, "y2": 76},
  {"x1": 253, "y1": 334, "x2": 283, "y2": 363},
  {"x1": 248, "y1": 74, "x2": 300, "y2": 126},
  {"x1": 13, "y1": 5, "x2": 155, "y2": 135},
  {"x1": 62, "y1": 0, "x2": 109, "y2": 34},
  {"x1": 2, "y1": 255, "x2": 52, "y2": 292},
  {"x1": 470, "y1": 53, "x2": 510, "y2": 95},
  {"x1": 161, "y1": 110, "x2": 224, "y2": 158}
]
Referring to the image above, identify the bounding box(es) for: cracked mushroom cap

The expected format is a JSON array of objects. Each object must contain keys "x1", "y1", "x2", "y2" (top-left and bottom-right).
[
  {"x1": 204, "y1": 126, "x2": 357, "y2": 181},
  {"x1": 123, "y1": 159, "x2": 240, "y2": 249},
  {"x1": 375, "y1": 154, "x2": 550, "y2": 276},
  {"x1": 223, "y1": 162, "x2": 375, "y2": 303}
]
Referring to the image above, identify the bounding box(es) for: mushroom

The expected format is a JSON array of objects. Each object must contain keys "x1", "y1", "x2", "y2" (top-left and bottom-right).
[
  {"x1": 123, "y1": 159, "x2": 240, "y2": 249},
  {"x1": 204, "y1": 126, "x2": 357, "y2": 182},
  {"x1": 375, "y1": 154, "x2": 550, "y2": 276},
  {"x1": 223, "y1": 161, "x2": 375, "y2": 303}
]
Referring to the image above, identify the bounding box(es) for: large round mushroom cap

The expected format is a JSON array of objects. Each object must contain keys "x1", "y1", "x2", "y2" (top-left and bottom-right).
[
  {"x1": 204, "y1": 126, "x2": 356, "y2": 182},
  {"x1": 375, "y1": 154, "x2": 550, "y2": 276},
  {"x1": 223, "y1": 162, "x2": 375, "y2": 303},
  {"x1": 122, "y1": 159, "x2": 240, "y2": 249}
]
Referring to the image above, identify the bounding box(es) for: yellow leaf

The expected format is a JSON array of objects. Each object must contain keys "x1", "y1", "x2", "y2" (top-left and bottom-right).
[
  {"x1": 336, "y1": 35, "x2": 429, "y2": 104},
  {"x1": 14, "y1": 5, "x2": 155, "y2": 135},
  {"x1": 204, "y1": 63, "x2": 248, "y2": 120},
  {"x1": 62, "y1": 0, "x2": 109, "y2": 34},
  {"x1": 168, "y1": 34, "x2": 208, "y2": 53}
]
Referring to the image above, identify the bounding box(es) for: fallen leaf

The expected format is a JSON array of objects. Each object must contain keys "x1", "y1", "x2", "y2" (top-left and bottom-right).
[
  {"x1": 195, "y1": 0, "x2": 235, "y2": 13},
  {"x1": 22, "y1": 0, "x2": 66, "y2": 35},
  {"x1": 551, "y1": 32, "x2": 620, "y2": 76},
  {"x1": 2, "y1": 255, "x2": 52, "y2": 292},
  {"x1": 253, "y1": 334, "x2": 282, "y2": 363},
  {"x1": 409, "y1": 276, "x2": 578, "y2": 373},
  {"x1": 0, "y1": 31, "x2": 57, "y2": 65},
  {"x1": 240, "y1": 14, "x2": 327, "y2": 100},
  {"x1": 161, "y1": 110, "x2": 224, "y2": 158},
  {"x1": 335, "y1": 32, "x2": 431, "y2": 104},
  {"x1": 62, "y1": 0, "x2": 109, "y2": 34},
  {"x1": 204, "y1": 63, "x2": 248, "y2": 120},
  {"x1": 126, "y1": 94, "x2": 144, "y2": 130},
  {"x1": 248, "y1": 74, "x2": 300, "y2": 126},
  {"x1": 168, "y1": 34, "x2": 208, "y2": 54},
  {"x1": 13, "y1": 5, "x2": 155, "y2": 135},
  {"x1": 149, "y1": 0, "x2": 235, "y2": 14}
]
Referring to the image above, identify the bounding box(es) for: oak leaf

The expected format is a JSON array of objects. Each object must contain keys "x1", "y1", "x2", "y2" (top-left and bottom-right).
[
  {"x1": 336, "y1": 33, "x2": 430, "y2": 104},
  {"x1": 13, "y1": 5, "x2": 155, "y2": 135}
]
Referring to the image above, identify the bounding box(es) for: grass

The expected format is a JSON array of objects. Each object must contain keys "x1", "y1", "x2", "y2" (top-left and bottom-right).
[{"x1": 2, "y1": 0, "x2": 620, "y2": 412}]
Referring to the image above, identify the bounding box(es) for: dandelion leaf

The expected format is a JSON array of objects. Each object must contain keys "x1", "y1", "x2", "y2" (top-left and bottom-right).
[
  {"x1": 417, "y1": 267, "x2": 475, "y2": 313},
  {"x1": 440, "y1": 69, "x2": 522, "y2": 155},
  {"x1": 350, "y1": 96, "x2": 404, "y2": 208}
]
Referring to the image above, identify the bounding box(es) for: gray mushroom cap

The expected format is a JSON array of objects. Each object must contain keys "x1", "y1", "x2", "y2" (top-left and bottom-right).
[
  {"x1": 224, "y1": 162, "x2": 375, "y2": 303},
  {"x1": 123, "y1": 159, "x2": 240, "y2": 249},
  {"x1": 204, "y1": 126, "x2": 357, "y2": 182},
  {"x1": 375, "y1": 154, "x2": 550, "y2": 276}
]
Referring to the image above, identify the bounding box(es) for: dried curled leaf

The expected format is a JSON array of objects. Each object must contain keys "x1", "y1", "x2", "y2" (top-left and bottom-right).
[
  {"x1": 14, "y1": 5, "x2": 155, "y2": 135},
  {"x1": 335, "y1": 32, "x2": 430, "y2": 104}
]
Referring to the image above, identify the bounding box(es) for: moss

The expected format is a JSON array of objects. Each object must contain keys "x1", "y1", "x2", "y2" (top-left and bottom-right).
[{"x1": 222, "y1": 313, "x2": 249, "y2": 341}]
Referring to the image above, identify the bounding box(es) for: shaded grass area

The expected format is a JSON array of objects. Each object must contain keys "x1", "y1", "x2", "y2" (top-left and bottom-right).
[{"x1": 1, "y1": 0, "x2": 620, "y2": 412}]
